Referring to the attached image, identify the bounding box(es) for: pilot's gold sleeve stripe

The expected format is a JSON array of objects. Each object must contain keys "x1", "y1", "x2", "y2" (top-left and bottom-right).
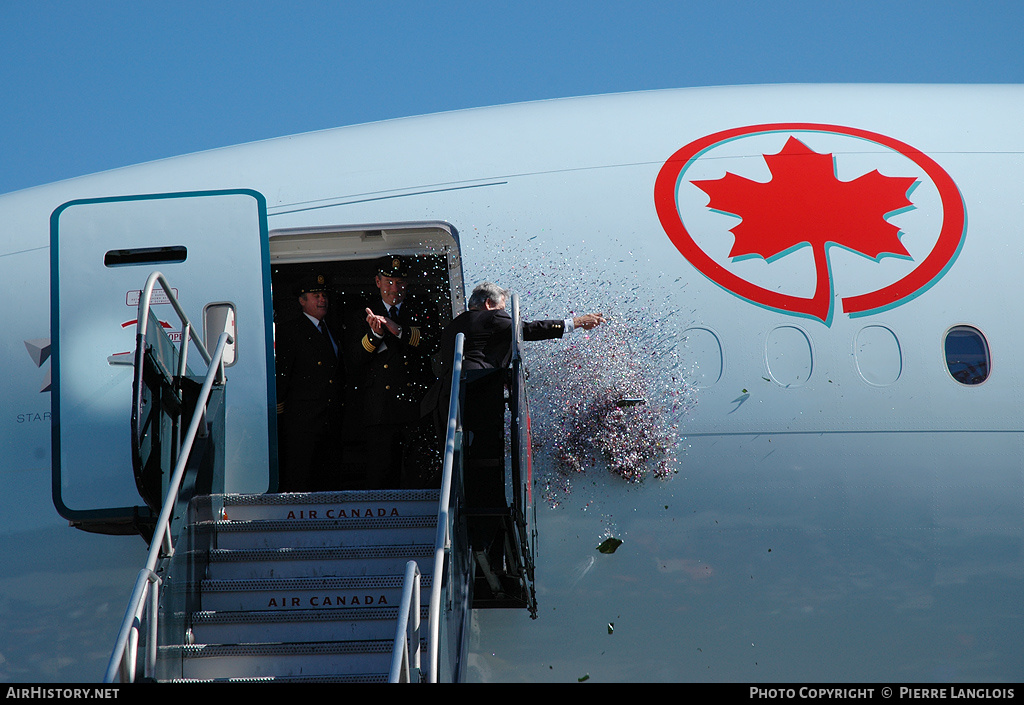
[
  {"x1": 362, "y1": 335, "x2": 377, "y2": 352},
  {"x1": 409, "y1": 327, "x2": 421, "y2": 347}
]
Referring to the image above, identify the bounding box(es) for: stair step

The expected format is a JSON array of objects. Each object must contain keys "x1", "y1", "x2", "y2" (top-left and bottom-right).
[
  {"x1": 173, "y1": 640, "x2": 400, "y2": 680},
  {"x1": 198, "y1": 574, "x2": 433, "y2": 612},
  {"x1": 189, "y1": 606, "x2": 429, "y2": 645},
  {"x1": 215, "y1": 490, "x2": 441, "y2": 522},
  {"x1": 152, "y1": 488, "x2": 453, "y2": 683},
  {"x1": 198, "y1": 515, "x2": 438, "y2": 549},
  {"x1": 205, "y1": 545, "x2": 435, "y2": 579},
  {"x1": 168, "y1": 674, "x2": 391, "y2": 683}
]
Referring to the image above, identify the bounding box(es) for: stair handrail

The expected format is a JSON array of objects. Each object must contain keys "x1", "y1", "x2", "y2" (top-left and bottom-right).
[
  {"x1": 427, "y1": 332, "x2": 465, "y2": 683},
  {"x1": 131, "y1": 272, "x2": 220, "y2": 448},
  {"x1": 508, "y1": 293, "x2": 538, "y2": 617},
  {"x1": 104, "y1": 272, "x2": 232, "y2": 683},
  {"x1": 389, "y1": 560, "x2": 423, "y2": 682},
  {"x1": 104, "y1": 330, "x2": 231, "y2": 682}
]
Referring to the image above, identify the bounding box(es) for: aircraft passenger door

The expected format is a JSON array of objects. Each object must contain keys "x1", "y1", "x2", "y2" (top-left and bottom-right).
[{"x1": 51, "y1": 190, "x2": 276, "y2": 528}]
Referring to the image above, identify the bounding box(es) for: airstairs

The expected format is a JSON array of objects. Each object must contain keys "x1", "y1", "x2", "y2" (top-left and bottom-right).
[
  {"x1": 157, "y1": 490, "x2": 444, "y2": 682},
  {"x1": 103, "y1": 272, "x2": 537, "y2": 683}
]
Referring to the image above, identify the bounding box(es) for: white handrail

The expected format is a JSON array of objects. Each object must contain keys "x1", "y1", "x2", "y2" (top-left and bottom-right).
[
  {"x1": 427, "y1": 333, "x2": 464, "y2": 683},
  {"x1": 389, "y1": 560, "x2": 422, "y2": 683},
  {"x1": 137, "y1": 272, "x2": 214, "y2": 365},
  {"x1": 133, "y1": 272, "x2": 218, "y2": 442},
  {"x1": 104, "y1": 273, "x2": 232, "y2": 683},
  {"x1": 105, "y1": 330, "x2": 231, "y2": 682}
]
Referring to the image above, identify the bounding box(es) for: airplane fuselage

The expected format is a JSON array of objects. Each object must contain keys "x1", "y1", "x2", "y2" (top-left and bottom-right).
[{"x1": 1, "y1": 84, "x2": 1022, "y2": 681}]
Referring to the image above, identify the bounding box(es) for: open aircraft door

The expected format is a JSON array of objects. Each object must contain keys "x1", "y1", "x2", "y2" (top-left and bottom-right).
[{"x1": 51, "y1": 190, "x2": 276, "y2": 531}]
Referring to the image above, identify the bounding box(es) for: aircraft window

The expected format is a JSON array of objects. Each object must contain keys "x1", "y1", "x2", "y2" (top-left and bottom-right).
[
  {"x1": 765, "y1": 325, "x2": 813, "y2": 387},
  {"x1": 204, "y1": 303, "x2": 237, "y2": 367},
  {"x1": 104, "y1": 245, "x2": 187, "y2": 267},
  {"x1": 944, "y1": 326, "x2": 990, "y2": 385},
  {"x1": 854, "y1": 325, "x2": 902, "y2": 386},
  {"x1": 683, "y1": 327, "x2": 723, "y2": 387}
]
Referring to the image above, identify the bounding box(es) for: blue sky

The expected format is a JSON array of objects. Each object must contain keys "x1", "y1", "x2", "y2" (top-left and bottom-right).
[{"x1": 1, "y1": 0, "x2": 1021, "y2": 196}]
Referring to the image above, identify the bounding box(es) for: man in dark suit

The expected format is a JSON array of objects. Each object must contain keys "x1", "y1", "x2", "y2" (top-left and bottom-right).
[
  {"x1": 349, "y1": 255, "x2": 439, "y2": 488},
  {"x1": 275, "y1": 274, "x2": 345, "y2": 492},
  {"x1": 428, "y1": 281, "x2": 605, "y2": 431},
  {"x1": 431, "y1": 281, "x2": 605, "y2": 575},
  {"x1": 427, "y1": 279, "x2": 604, "y2": 455},
  {"x1": 439, "y1": 281, "x2": 605, "y2": 374}
]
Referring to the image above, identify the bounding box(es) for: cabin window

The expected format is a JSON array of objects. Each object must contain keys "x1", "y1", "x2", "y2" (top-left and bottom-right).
[
  {"x1": 854, "y1": 325, "x2": 902, "y2": 386},
  {"x1": 944, "y1": 325, "x2": 990, "y2": 385},
  {"x1": 765, "y1": 325, "x2": 813, "y2": 388},
  {"x1": 104, "y1": 245, "x2": 187, "y2": 267},
  {"x1": 204, "y1": 302, "x2": 237, "y2": 367}
]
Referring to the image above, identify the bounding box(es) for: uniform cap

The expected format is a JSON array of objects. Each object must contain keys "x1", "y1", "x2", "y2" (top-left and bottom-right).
[
  {"x1": 376, "y1": 255, "x2": 411, "y2": 279},
  {"x1": 294, "y1": 273, "x2": 329, "y2": 296}
]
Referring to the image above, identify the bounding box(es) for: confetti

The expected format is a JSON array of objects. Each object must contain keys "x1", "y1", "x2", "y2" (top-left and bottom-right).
[{"x1": 465, "y1": 230, "x2": 697, "y2": 505}]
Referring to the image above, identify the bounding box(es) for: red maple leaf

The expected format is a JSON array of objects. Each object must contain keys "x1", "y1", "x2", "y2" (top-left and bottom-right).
[{"x1": 691, "y1": 136, "x2": 917, "y2": 321}]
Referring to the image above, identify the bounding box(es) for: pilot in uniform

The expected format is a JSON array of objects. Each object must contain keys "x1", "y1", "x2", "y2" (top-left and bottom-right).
[
  {"x1": 348, "y1": 255, "x2": 439, "y2": 489},
  {"x1": 275, "y1": 274, "x2": 345, "y2": 492}
]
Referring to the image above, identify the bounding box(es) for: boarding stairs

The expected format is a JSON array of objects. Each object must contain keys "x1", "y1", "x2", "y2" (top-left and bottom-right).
[
  {"x1": 157, "y1": 490, "x2": 443, "y2": 682},
  {"x1": 103, "y1": 273, "x2": 536, "y2": 683}
]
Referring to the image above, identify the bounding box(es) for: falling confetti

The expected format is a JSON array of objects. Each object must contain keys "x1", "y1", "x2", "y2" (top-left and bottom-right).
[{"x1": 464, "y1": 228, "x2": 697, "y2": 505}]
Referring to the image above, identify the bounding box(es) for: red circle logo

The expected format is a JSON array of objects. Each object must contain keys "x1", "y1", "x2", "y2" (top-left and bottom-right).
[{"x1": 654, "y1": 124, "x2": 966, "y2": 324}]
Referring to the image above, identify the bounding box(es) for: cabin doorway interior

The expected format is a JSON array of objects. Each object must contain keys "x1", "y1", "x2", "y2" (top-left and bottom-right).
[{"x1": 268, "y1": 222, "x2": 465, "y2": 491}]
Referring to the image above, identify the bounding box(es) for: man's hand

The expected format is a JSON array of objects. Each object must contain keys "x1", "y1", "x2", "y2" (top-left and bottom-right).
[
  {"x1": 366, "y1": 308, "x2": 400, "y2": 336},
  {"x1": 572, "y1": 313, "x2": 606, "y2": 331}
]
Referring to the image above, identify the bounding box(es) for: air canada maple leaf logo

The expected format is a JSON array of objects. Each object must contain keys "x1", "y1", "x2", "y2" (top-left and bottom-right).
[{"x1": 655, "y1": 124, "x2": 966, "y2": 324}]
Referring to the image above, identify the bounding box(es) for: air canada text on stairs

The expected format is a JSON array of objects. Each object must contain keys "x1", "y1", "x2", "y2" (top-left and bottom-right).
[{"x1": 157, "y1": 490, "x2": 441, "y2": 682}]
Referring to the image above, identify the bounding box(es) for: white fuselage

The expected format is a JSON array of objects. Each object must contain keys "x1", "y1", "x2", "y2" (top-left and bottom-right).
[{"x1": 1, "y1": 84, "x2": 1022, "y2": 681}]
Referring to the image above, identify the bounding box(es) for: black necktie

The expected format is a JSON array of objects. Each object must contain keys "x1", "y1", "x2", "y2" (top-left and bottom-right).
[
  {"x1": 319, "y1": 321, "x2": 336, "y2": 356},
  {"x1": 389, "y1": 305, "x2": 399, "y2": 321}
]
